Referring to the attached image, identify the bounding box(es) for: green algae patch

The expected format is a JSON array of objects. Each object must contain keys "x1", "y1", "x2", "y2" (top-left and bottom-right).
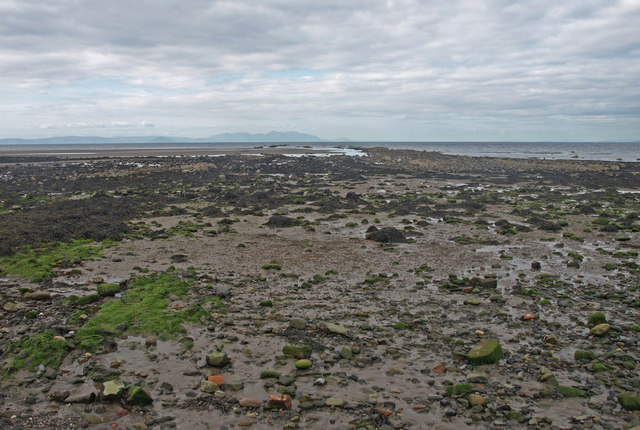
[
  {"x1": 97, "y1": 283, "x2": 120, "y2": 297},
  {"x1": 283, "y1": 345, "x2": 312, "y2": 359},
  {"x1": 587, "y1": 312, "x2": 607, "y2": 326},
  {"x1": 260, "y1": 370, "x2": 281, "y2": 379},
  {"x1": 5, "y1": 331, "x2": 71, "y2": 372},
  {"x1": 75, "y1": 271, "x2": 204, "y2": 350},
  {"x1": 127, "y1": 386, "x2": 153, "y2": 406},
  {"x1": 467, "y1": 339, "x2": 503, "y2": 365},
  {"x1": 0, "y1": 239, "x2": 115, "y2": 282},
  {"x1": 618, "y1": 393, "x2": 640, "y2": 411},
  {"x1": 558, "y1": 386, "x2": 589, "y2": 398}
]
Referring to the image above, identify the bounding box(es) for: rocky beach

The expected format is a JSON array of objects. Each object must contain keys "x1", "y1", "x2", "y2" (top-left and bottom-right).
[{"x1": 1, "y1": 147, "x2": 639, "y2": 429}]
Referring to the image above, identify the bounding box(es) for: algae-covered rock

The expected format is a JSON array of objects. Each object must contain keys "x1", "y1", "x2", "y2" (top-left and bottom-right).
[
  {"x1": 282, "y1": 345, "x2": 312, "y2": 359},
  {"x1": 590, "y1": 323, "x2": 610, "y2": 336},
  {"x1": 327, "y1": 323, "x2": 347, "y2": 335},
  {"x1": 127, "y1": 386, "x2": 153, "y2": 406},
  {"x1": 295, "y1": 359, "x2": 312, "y2": 369},
  {"x1": 618, "y1": 393, "x2": 640, "y2": 411},
  {"x1": 206, "y1": 351, "x2": 229, "y2": 367},
  {"x1": 574, "y1": 350, "x2": 595, "y2": 361},
  {"x1": 558, "y1": 386, "x2": 588, "y2": 398},
  {"x1": 467, "y1": 339, "x2": 502, "y2": 365},
  {"x1": 97, "y1": 283, "x2": 120, "y2": 297},
  {"x1": 102, "y1": 380, "x2": 125, "y2": 398}
]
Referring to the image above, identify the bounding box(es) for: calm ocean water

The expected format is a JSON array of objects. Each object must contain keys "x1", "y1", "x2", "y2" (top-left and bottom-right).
[{"x1": 1, "y1": 141, "x2": 639, "y2": 162}]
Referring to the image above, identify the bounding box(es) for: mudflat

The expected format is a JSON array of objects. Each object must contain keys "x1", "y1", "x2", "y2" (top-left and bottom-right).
[{"x1": 1, "y1": 148, "x2": 639, "y2": 429}]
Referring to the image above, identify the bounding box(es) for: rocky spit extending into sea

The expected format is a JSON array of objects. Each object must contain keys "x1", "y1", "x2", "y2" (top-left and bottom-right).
[{"x1": 0, "y1": 147, "x2": 639, "y2": 429}]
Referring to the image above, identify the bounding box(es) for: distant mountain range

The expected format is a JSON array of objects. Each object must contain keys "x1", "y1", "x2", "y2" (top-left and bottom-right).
[{"x1": 0, "y1": 131, "x2": 350, "y2": 145}]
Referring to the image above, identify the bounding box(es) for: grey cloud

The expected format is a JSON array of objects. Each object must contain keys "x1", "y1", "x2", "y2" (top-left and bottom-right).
[{"x1": 0, "y1": 0, "x2": 638, "y2": 140}]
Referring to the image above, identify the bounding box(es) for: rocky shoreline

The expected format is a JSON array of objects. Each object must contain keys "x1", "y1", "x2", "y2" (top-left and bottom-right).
[{"x1": 1, "y1": 148, "x2": 639, "y2": 429}]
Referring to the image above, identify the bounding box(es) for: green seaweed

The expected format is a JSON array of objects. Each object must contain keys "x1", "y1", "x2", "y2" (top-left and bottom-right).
[
  {"x1": 0, "y1": 239, "x2": 114, "y2": 282},
  {"x1": 6, "y1": 331, "x2": 71, "y2": 372},
  {"x1": 75, "y1": 271, "x2": 199, "y2": 350}
]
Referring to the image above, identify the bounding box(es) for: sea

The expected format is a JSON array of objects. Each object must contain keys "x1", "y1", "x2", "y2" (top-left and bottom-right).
[{"x1": 1, "y1": 141, "x2": 639, "y2": 162}]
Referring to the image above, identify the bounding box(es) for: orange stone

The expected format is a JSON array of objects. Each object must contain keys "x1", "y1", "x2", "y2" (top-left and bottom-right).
[
  {"x1": 268, "y1": 393, "x2": 292, "y2": 410},
  {"x1": 238, "y1": 421, "x2": 253, "y2": 427},
  {"x1": 376, "y1": 408, "x2": 393, "y2": 416},
  {"x1": 522, "y1": 313, "x2": 536, "y2": 320},
  {"x1": 207, "y1": 375, "x2": 223, "y2": 385},
  {"x1": 432, "y1": 364, "x2": 447, "y2": 374}
]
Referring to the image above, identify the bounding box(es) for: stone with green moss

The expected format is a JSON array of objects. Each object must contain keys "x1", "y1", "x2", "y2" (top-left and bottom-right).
[
  {"x1": 282, "y1": 345, "x2": 311, "y2": 359},
  {"x1": 327, "y1": 323, "x2": 347, "y2": 335},
  {"x1": 127, "y1": 386, "x2": 153, "y2": 406},
  {"x1": 102, "y1": 380, "x2": 125, "y2": 398},
  {"x1": 591, "y1": 362, "x2": 609, "y2": 372},
  {"x1": 295, "y1": 359, "x2": 312, "y2": 369},
  {"x1": 467, "y1": 339, "x2": 502, "y2": 365},
  {"x1": 447, "y1": 383, "x2": 473, "y2": 396},
  {"x1": 260, "y1": 370, "x2": 281, "y2": 379},
  {"x1": 574, "y1": 350, "x2": 595, "y2": 361},
  {"x1": 618, "y1": 393, "x2": 640, "y2": 411},
  {"x1": 558, "y1": 386, "x2": 588, "y2": 398},
  {"x1": 97, "y1": 283, "x2": 120, "y2": 297},
  {"x1": 590, "y1": 323, "x2": 610, "y2": 336},
  {"x1": 206, "y1": 351, "x2": 229, "y2": 367}
]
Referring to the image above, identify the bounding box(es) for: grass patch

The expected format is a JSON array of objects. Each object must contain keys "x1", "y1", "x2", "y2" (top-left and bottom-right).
[
  {"x1": 75, "y1": 271, "x2": 203, "y2": 350},
  {"x1": 0, "y1": 239, "x2": 115, "y2": 282}
]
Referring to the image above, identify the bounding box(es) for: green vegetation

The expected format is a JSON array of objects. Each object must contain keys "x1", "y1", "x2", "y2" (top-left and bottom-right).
[
  {"x1": 5, "y1": 331, "x2": 71, "y2": 372},
  {"x1": 0, "y1": 239, "x2": 114, "y2": 282},
  {"x1": 262, "y1": 260, "x2": 282, "y2": 270},
  {"x1": 259, "y1": 299, "x2": 273, "y2": 307},
  {"x1": 574, "y1": 350, "x2": 596, "y2": 361},
  {"x1": 167, "y1": 220, "x2": 201, "y2": 237},
  {"x1": 588, "y1": 312, "x2": 607, "y2": 326},
  {"x1": 447, "y1": 383, "x2": 473, "y2": 396},
  {"x1": 260, "y1": 370, "x2": 281, "y2": 379},
  {"x1": 75, "y1": 271, "x2": 206, "y2": 350},
  {"x1": 591, "y1": 362, "x2": 609, "y2": 372},
  {"x1": 394, "y1": 322, "x2": 409, "y2": 330},
  {"x1": 283, "y1": 345, "x2": 312, "y2": 359},
  {"x1": 618, "y1": 393, "x2": 640, "y2": 411},
  {"x1": 558, "y1": 386, "x2": 588, "y2": 398},
  {"x1": 97, "y1": 283, "x2": 120, "y2": 297},
  {"x1": 467, "y1": 339, "x2": 502, "y2": 365}
]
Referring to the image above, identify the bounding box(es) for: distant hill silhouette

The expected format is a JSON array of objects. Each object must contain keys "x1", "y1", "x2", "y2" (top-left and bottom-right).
[{"x1": 0, "y1": 131, "x2": 349, "y2": 145}]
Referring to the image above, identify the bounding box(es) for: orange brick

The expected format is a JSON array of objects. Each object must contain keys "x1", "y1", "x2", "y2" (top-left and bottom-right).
[
  {"x1": 207, "y1": 375, "x2": 223, "y2": 385},
  {"x1": 268, "y1": 393, "x2": 292, "y2": 410}
]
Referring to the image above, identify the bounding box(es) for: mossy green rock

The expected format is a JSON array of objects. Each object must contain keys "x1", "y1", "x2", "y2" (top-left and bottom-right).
[
  {"x1": 558, "y1": 386, "x2": 588, "y2": 398},
  {"x1": 590, "y1": 323, "x2": 610, "y2": 336},
  {"x1": 295, "y1": 359, "x2": 312, "y2": 369},
  {"x1": 574, "y1": 350, "x2": 595, "y2": 361},
  {"x1": 618, "y1": 393, "x2": 640, "y2": 411},
  {"x1": 3, "y1": 302, "x2": 18, "y2": 312},
  {"x1": 97, "y1": 283, "x2": 120, "y2": 297},
  {"x1": 325, "y1": 397, "x2": 345, "y2": 407},
  {"x1": 282, "y1": 345, "x2": 312, "y2": 359},
  {"x1": 127, "y1": 386, "x2": 153, "y2": 406},
  {"x1": 467, "y1": 339, "x2": 502, "y2": 365},
  {"x1": 327, "y1": 323, "x2": 347, "y2": 335},
  {"x1": 102, "y1": 380, "x2": 125, "y2": 397},
  {"x1": 206, "y1": 351, "x2": 229, "y2": 367}
]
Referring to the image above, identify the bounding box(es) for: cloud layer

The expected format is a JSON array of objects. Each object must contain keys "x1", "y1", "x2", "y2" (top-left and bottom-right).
[{"x1": 1, "y1": 0, "x2": 639, "y2": 141}]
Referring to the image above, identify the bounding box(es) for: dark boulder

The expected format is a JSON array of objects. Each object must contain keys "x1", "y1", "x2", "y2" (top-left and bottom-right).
[{"x1": 365, "y1": 227, "x2": 405, "y2": 243}]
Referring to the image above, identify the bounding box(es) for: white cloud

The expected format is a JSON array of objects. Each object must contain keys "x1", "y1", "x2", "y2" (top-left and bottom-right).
[{"x1": 0, "y1": 0, "x2": 638, "y2": 140}]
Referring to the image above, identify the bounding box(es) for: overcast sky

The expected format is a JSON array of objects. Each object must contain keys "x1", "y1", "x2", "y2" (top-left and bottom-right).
[{"x1": 1, "y1": 0, "x2": 639, "y2": 141}]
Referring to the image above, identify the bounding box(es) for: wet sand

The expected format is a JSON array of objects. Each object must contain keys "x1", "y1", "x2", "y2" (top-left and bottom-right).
[{"x1": 0, "y1": 148, "x2": 639, "y2": 429}]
